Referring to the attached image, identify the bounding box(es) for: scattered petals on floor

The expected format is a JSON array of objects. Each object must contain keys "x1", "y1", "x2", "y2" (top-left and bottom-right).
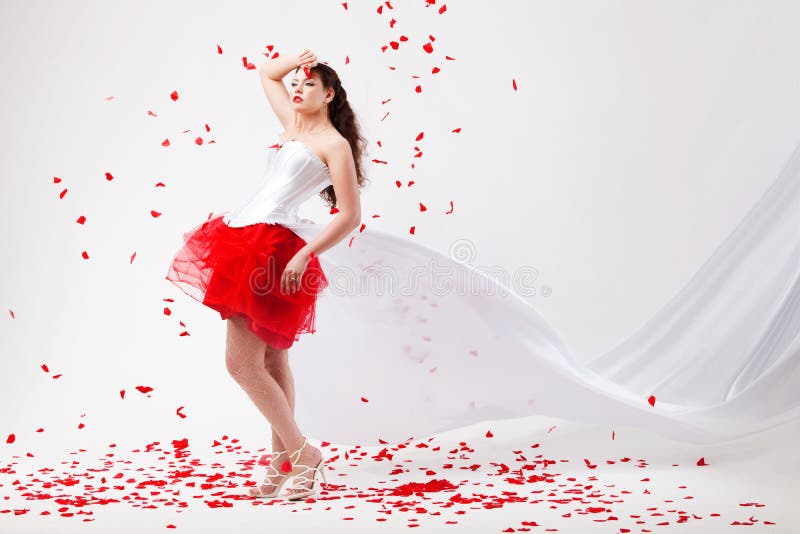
[{"x1": 0, "y1": 433, "x2": 778, "y2": 531}]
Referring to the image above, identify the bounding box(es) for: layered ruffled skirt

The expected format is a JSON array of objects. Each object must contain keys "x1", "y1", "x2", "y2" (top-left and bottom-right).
[{"x1": 165, "y1": 214, "x2": 328, "y2": 349}]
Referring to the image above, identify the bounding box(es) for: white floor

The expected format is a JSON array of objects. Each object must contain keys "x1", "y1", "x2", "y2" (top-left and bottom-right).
[{"x1": 1, "y1": 414, "x2": 797, "y2": 533}]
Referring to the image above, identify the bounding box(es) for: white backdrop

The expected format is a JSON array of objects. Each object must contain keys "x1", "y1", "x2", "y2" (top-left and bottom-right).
[{"x1": 3, "y1": 0, "x2": 800, "y2": 454}]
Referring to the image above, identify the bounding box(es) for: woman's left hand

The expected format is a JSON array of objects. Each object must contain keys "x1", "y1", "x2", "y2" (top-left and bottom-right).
[{"x1": 281, "y1": 251, "x2": 311, "y2": 295}]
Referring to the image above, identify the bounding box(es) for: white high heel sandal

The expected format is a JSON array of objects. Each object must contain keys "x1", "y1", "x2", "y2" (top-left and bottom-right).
[
  {"x1": 248, "y1": 449, "x2": 291, "y2": 499},
  {"x1": 283, "y1": 437, "x2": 327, "y2": 501}
]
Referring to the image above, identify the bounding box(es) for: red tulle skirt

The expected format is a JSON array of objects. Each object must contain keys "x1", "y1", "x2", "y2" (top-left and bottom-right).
[{"x1": 165, "y1": 214, "x2": 328, "y2": 349}]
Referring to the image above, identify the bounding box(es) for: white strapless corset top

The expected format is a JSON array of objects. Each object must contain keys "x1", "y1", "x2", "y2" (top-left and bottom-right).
[{"x1": 223, "y1": 134, "x2": 333, "y2": 227}]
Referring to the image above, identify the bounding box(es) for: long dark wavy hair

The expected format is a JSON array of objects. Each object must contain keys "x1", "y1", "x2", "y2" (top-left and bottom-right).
[{"x1": 295, "y1": 63, "x2": 369, "y2": 208}]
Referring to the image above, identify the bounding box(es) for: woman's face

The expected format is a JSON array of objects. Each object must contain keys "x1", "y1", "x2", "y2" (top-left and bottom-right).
[{"x1": 290, "y1": 70, "x2": 328, "y2": 110}]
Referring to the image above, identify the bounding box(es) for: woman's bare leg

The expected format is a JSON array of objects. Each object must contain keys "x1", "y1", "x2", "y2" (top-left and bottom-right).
[
  {"x1": 249, "y1": 347, "x2": 295, "y2": 495},
  {"x1": 264, "y1": 345, "x2": 324, "y2": 497},
  {"x1": 225, "y1": 316, "x2": 321, "y2": 496}
]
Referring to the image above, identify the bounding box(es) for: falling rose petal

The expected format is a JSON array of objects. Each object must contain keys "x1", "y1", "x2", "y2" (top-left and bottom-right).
[
  {"x1": 162, "y1": 138, "x2": 170, "y2": 147},
  {"x1": 53, "y1": 176, "x2": 62, "y2": 183},
  {"x1": 395, "y1": 180, "x2": 402, "y2": 188},
  {"x1": 41, "y1": 364, "x2": 49, "y2": 373},
  {"x1": 439, "y1": 4, "x2": 447, "y2": 14},
  {"x1": 409, "y1": 226, "x2": 416, "y2": 235},
  {"x1": 648, "y1": 395, "x2": 656, "y2": 407},
  {"x1": 303, "y1": 66, "x2": 311, "y2": 78},
  {"x1": 205, "y1": 123, "x2": 211, "y2": 132},
  {"x1": 217, "y1": 44, "x2": 223, "y2": 54},
  {"x1": 78, "y1": 423, "x2": 85, "y2": 430},
  {"x1": 485, "y1": 430, "x2": 493, "y2": 438},
  {"x1": 342, "y1": 2, "x2": 348, "y2": 11},
  {"x1": 361, "y1": 396, "x2": 369, "y2": 403},
  {"x1": 415, "y1": 85, "x2": 422, "y2": 93},
  {"x1": 52, "y1": 374, "x2": 62, "y2": 379},
  {"x1": 81, "y1": 251, "x2": 89, "y2": 260},
  {"x1": 359, "y1": 223, "x2": 366, "y2": 232},
  {"x1": 345, "y1": 55, "x2": 350, "y2": 64},
  {"x1": 164, "y1": 307, "x2": 171, "y2": 316},
  {"x1": 6, "y1": 433, "x2": 15, "y2": 444},
  {"x1": 147, "y1": 110, "x2": 157, "y2": 117},
  {"x1": 155, "y1": 182, "x2": 165, "y2": 187},
  {"x1": 9, "y1": 309, "x2": 15, "y2": 319},
  {"x1": 408, "y1": 180, "x2": 415, "y2": 186},
  {"x1": 179, "y1": 331, "x2": 190, "y2": 336},
  {"x1": 59, "y1": 188, "x2": 68, "y2": 199},
  {"x1": 120, "y1": 389, "x2": 125, "y2": 399},
  {"x1": 105, "y1": 172, "x2": 114, "y2": 181},
  {"x1": 612, "y1": 430, "x2": 615, "y2": 440},
  {"x1": 136, "y1": 385, "x2": 154, "y2": 394},
  {"x1": 130, "y1": 251, "x2": 136, "y2": 264},
  {"x1": 416, "y1": 131, "x2": 424, "y2": 141},
  {"x1": 105, "y1": 95, "x2": 115, "y2": 101},
  {"x1": 76, "y1": 215, "x2": 86, "y2": 224},
  {"x1": 512, "y1": 78, "x2": 518, "y2": 91},
  {"x1": 195, "y1": 137, "x2": 203, "y2": 145},
  {"x1": 170, "y1": 90, "x2": 179, "y2": 101},
  {"x1": 444, "y1": 200, "x2": 454, "y2": 214},
  {"x1": 176, "y1": 406, "x2": 187, "y2": 419},
  {"x1": 419, "y1": 202, "x2": 427, "y2": 211},
  {"x1": 150, "y1": 210, "x2": 162, "y2": 218},
  {"x1": 423, "y1": 42, "x2": 434, "y2": 54},
  {"x1": 453, "y1": 127, "x2": 462, "y2": 133},
  {"x1": 696, "y1": 457, "x2": 708, "y2": 466}
]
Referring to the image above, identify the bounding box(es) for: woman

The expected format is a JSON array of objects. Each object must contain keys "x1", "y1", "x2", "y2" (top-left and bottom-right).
[{"x1": 165, "y1": 49, "x2": 366, "y2": 500}]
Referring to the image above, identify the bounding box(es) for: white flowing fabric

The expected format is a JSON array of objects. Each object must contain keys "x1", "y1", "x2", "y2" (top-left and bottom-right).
[{"x1": 228, "y1": 137, "x2": 800, "y2": 447}]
